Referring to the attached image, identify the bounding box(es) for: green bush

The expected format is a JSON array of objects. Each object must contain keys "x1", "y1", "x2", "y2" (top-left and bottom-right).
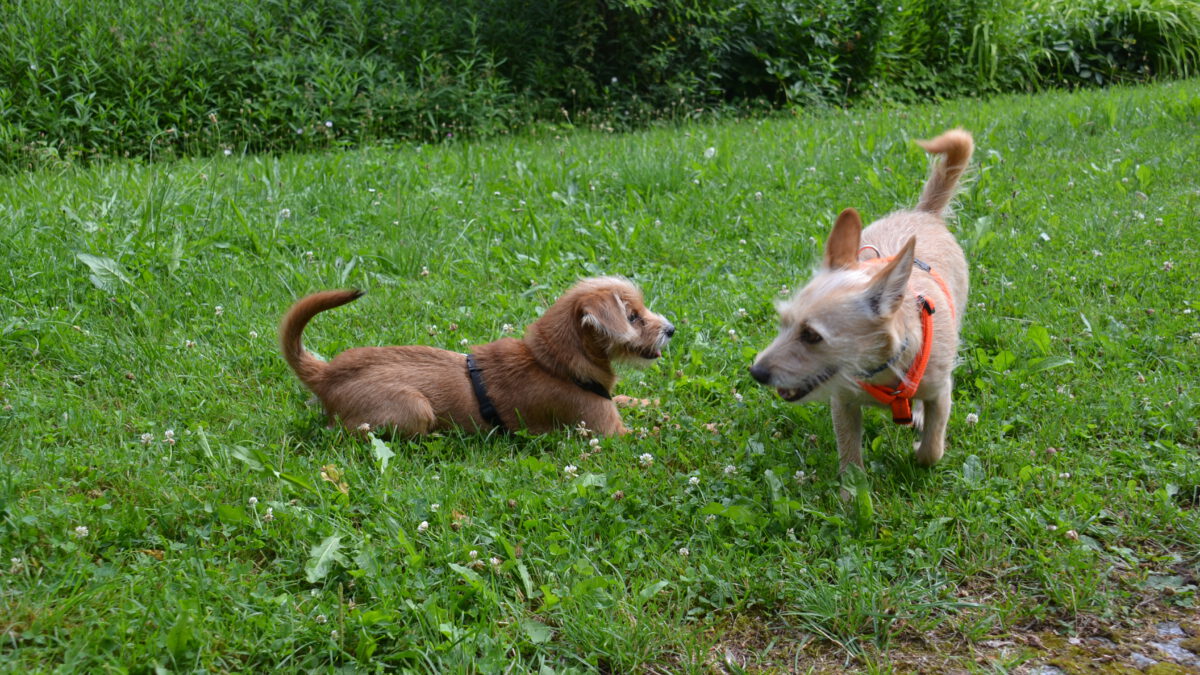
[
  {"x1": 1, "y1": 0, "x2": 1198, "y2": 169},
  {"x1": 1029, "y1": 0, "x2": 1200, "y2": 86}
]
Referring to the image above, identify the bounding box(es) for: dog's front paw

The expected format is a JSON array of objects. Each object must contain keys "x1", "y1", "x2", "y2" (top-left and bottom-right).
[
  {"x1": 911, "y1": 400, "x2": 925, "y2": 431},
  {"x1": 613, "y1": 395, "x2": 658, "y2": 408}
]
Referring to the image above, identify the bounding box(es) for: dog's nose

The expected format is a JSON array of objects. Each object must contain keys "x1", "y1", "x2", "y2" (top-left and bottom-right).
[
  {"x1": 749, "y1": 363, "x2": 771, "y2": 384},
  {"x1": 664, "y1": 322, "x2": 676, "y2": 338}
]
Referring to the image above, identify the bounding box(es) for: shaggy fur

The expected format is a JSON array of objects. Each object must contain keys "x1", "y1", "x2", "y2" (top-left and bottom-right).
[
  {"x1": 280, "y1": 277, "x2": 674, "y2": 436},
  {"x1": 750, "y1": 129, "x2": 973, "y2": 472}
]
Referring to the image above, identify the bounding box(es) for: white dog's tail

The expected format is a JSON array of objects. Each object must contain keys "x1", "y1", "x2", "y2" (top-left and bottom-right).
[{"x1": 915, "y1": 129, "x2": 974, "y2": 216}]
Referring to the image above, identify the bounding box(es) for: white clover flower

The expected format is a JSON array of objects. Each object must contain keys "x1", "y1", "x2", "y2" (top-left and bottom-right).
[
  {"x1": 184, "y1": 340, "x2": 196, "y2": 349},
  {"x1": 678, "y1": 547, "x2": 690, "y2": 557},
  {"x1": 1047, "y1": 524, "x2": 1058, "y2": 532},
  {"x1": 588, "y1": 438, "x2": 600, "y2": 448},
  {"x1": 793, "y1": 470, "x2": 806, "y2": 483},
  {"x1": 733, "y1": 392, "x2": 743, "y2": 403},
  {"x1": 754, "y1": 191, "x2": 763, "y2": 200},
  {"x1": 1058, "y1": 472, "x2": 1071, "y2": 479},
  {"x1": 214, "y1": 305, "x2": 223, "y2": 317},
  {"x1": 1162, "y1": 261, "x2": 1174, "y2": 271},
  {"x1": 420, "y1": 266, "x2": 431, "y2": 277},
  {"x1": 468, "y1": 550, "x2": 479, "y2": 560},
  {"x1": 704, "y1": 147, "x2": 716, "y2": 159},
  {"x1": 727, "y1": 329, "x2": 737, "y2": 338},
  {"x1": 965, "y1": 412, "x2": 978, "y2": 426},
  {"x1": 73, "y1": 525, "x2": 89, "y2": 538},
  {"x1": 724, "y1": 465, "x2": 737, "y2": 475},
  {"x1": 223, "y1": 148, "x2": 232, "y2": 157},
  {"x1": 263, "y1": 507, "x2": 275, "y2": 522},
  {"x1": 459, "y1": 338, "x2": 469, "y2": 346},
  {"x1": 430, "y1": 503, "x2": 440, "y2": 512},
  {"x1": 357, "y1": 422, "x2": 371, "y2": 433},
  {"x1": 704, "y1": 514, "x2": 716, "y2": 523},
  {"x1": 248, "y1": 496, "x2": 258, "y2": 506},
  {"x1": 1065, "y1": 530, "x2": 1079, "y2": 541},
  {"x1": 489, "y1": 556, "x2": 502, "y2": 568},
  {"x1": 736, "y1": 308, "x2": 748, "y2": 318},
  {"x1": 140, "y1": 433, "x2": 154, "y2": 445},
  {"x1": 249, "y1": 330, "x2": 259, "y2": 339},
  {"x1": 417, "y1": 521, "x2": 429, "y2": 533},
  {"x1": 303, "y1": 250, "x2": 314, "y2": 262},
  {"x1": 164, "y1": 429, "x2": 175, "y2": 441},
  {"x1": 330, "y1": 629, "x2": 338, "y2": 639},
  {"x1": 501, "y1": 323, "x2": 514, "y2": 334},
  {"x1": 688, "y1": 476, "x2": 700, "y2": 486},
  {"x1": 315, "y1": 614, "x2": 327, "y2": 624},
  {"x1": 563, "y1": 464, "x2": 579, "y2": 478},
  {"x1": 325, "y1": 120, "x2": 333, "y2": 128},
  {"x1": 638, "y1": 453, "x2": 654, "y2": 468}
]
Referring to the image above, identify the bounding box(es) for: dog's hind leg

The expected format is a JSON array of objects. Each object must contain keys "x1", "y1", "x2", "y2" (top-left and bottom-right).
[
  {"x1": 914, "y1": 389, "x2": 950, "y2": 466},
  {"x1": 349, "y1": 386, "x2": 438, "y2": 436}
]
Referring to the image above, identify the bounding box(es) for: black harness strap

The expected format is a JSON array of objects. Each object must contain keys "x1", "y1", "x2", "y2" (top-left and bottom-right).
[
  {"x1": 465, "y1": 354, "x2": 505, "y2": 430},
  {"x1": 466, "y1": 354, "x2": 613, "y2": 432},
  {"x1": 573, "y1": 378, "x2": 612, "y2": 400}
]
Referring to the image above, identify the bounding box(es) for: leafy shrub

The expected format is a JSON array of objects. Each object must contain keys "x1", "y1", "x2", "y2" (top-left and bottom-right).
[
  {"x1": 1, "y1": 0, "x2": 1198, "y2": 169},
  {"x1": 1029, "y1": 0, "x2": 1200, "y2": 86}
]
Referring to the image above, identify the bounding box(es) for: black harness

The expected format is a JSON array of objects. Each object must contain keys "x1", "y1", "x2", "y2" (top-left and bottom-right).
[{"x1": 465, "y1": 354, "x2": 611, "y2": 431}]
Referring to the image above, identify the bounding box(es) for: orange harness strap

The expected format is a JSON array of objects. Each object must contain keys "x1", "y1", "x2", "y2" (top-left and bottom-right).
[
  {"x1": 924, "y1": 267, "x2": 956, "y2": 321},
  {"x1": 855, "y1": 246, "x2": 954, "y2": 425},
  {"x1": 859, "y1": 296, "x2": 936, "y2": 425}
]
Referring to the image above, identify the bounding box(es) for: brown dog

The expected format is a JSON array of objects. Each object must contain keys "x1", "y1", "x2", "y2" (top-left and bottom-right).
[
  {"x1": 749, "y1": 129, "x2": 972, "y2": 473},
  {"x1": 280, "y1": 277, "x2": 675, "y2": 436}
]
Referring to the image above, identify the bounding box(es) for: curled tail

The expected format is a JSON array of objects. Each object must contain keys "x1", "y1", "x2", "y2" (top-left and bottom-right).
[
  {"x1": 279, "y1": 289, "x2": 365, "y2": 388},
  {"x1": 915, "y1": 129, "x2": 974, "y2": 215}
]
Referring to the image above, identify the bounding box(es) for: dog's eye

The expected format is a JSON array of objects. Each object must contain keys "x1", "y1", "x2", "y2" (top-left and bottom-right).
[
  {"x1": 628, "y1": 312, "x2": 641, "y2": 324},
  {"x1": 799, "y1": 326, "x2": 823, "y2": 345}
]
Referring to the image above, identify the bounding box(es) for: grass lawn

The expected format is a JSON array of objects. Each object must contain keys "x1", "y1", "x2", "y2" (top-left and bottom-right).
[{"x1": 1, "y1": 79, "x2": 1198, "y2": 672}]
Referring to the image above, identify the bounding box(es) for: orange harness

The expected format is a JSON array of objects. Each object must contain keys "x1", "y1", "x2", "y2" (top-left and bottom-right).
[{"x1": 856, "y1": 248, "x2": 955, "y2": 425}]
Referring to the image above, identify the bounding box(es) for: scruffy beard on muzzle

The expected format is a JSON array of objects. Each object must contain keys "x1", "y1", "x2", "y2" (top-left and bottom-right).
[{"x1": 614, "y1": 328, "x2": 671, "y2": 366}]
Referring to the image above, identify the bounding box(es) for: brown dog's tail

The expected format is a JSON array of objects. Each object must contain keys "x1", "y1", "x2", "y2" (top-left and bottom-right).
[
  {"x1": 279, "y1": 289, "x2": 365, "y2": 388},
  {"x1": 915, "y1": 129, "x2": 974, "y2": 215}
]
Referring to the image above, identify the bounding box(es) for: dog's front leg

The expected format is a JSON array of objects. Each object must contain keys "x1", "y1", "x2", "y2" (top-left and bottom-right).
[
  {"x1": 914, "y1": 389, "x2": 950, "y2": 466},
  {"x1": 831, "y1": 395, "x2": 864, "y2": 472},
  {"x1": 588, "y1": 404, "x2": 629, "y2": 437}
]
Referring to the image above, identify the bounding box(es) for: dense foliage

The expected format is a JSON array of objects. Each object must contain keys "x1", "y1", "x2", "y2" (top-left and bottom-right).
[{"x1": 2, "y1": 0, "x2": 1199, "y2": 166}]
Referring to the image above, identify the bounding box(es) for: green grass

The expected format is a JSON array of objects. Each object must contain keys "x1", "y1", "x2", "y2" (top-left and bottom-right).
[{"x1": 1, "y1": 80, "x2": 1198, "y2": 672}]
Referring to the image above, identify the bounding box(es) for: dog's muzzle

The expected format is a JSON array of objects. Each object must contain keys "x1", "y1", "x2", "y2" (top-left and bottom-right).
[{"x1": 749, "y1": 364, "x2": 836, "y2": 402}]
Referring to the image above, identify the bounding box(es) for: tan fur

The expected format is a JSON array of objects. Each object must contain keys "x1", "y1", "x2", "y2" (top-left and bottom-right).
[
  {"x1": 750, "y1": 129, "x2": 973, "y2": 472},
  {"x1": 279, "y1": 277, "x2": 674, "y2": 436}
]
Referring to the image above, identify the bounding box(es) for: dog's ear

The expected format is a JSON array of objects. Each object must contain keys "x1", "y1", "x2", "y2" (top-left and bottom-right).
[
  {"x1": 824, "y1": 208, "x2": 862, "y2": 269},
  {"x1": 580, "y1": 291, "x2": 634, "y2": 340},
  {"x1": 865, "y1": 236, "x2": 916, "y2": 317}
]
